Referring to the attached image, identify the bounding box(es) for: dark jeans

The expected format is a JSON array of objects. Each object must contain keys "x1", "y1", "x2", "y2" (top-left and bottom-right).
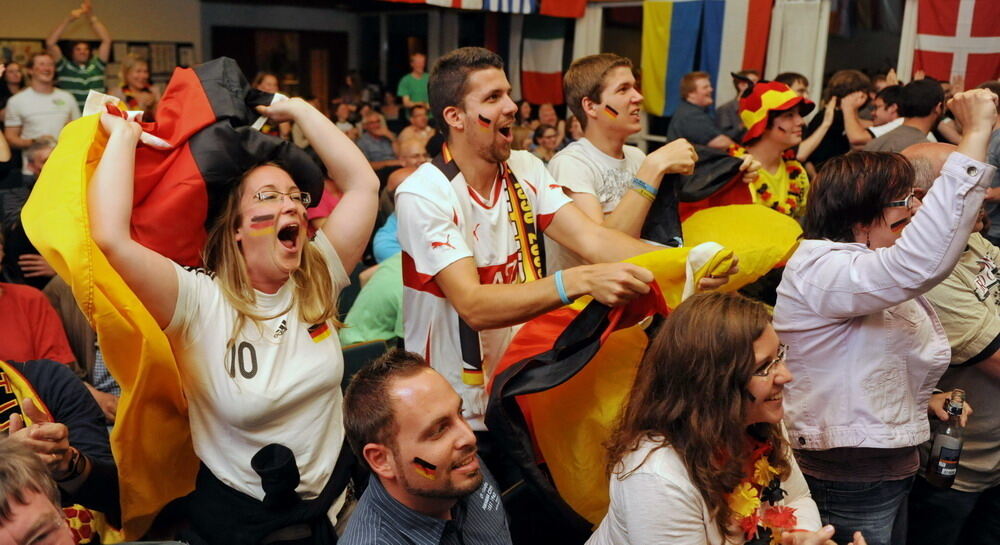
[
  {"x1": 805, "y1": 475, "x2": 914, "y2": 545},
  {"x1": 908, "y1": 476, "x2": 1000, "y2": 545}
]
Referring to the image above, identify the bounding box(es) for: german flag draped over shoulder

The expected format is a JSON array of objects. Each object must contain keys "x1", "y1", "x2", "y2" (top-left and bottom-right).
[
  {"x1": 486, "y1": 162, "x2": 802, "y2": 530},
  {"x1": 20, "y1": 58, "x2": 319, "y2": 539}
]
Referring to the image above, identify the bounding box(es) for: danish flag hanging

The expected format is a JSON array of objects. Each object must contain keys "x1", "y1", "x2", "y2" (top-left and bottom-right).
[{"x1": 912, "y1": 0, "x2": 999, "y2": 88}]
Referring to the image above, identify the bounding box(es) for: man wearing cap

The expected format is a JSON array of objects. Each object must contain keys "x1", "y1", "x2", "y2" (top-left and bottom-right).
[{"x1": 728, "y1": 80, "x2": 815, "y2": 217}]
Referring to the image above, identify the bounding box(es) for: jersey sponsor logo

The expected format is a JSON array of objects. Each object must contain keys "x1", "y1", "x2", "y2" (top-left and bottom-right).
[
  {"x1": 274, "y1": 319, "x2": 287, "y2": 338},
  {"x1": 430, "y1": 234, "x2": 456, "y2": 250},
  {"x1": 181, "y1": 266, "x2": 216, "y2": 278},
  {"x1": 974, "y1": 254, "x2": 1000, "y2": 302},
  {"x1": 308, "y1": 322, "x2": 331, "y2": 343}
]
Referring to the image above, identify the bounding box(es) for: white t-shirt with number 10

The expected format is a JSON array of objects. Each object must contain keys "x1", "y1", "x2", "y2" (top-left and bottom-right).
[{"x1": 165, "y1": 229, "x2": 350, "y2": 504}]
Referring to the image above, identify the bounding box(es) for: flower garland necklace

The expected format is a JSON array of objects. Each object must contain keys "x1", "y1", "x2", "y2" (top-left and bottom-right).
[{"x1": 725, "y1": 439, "x2": 799, "y2": 545}]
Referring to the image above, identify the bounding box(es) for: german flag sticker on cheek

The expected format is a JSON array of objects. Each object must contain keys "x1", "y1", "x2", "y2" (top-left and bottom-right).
[
  {"x1": 603, "y1": 105, "x2": 619, "y2": 119},
  {"x1": 249, "y1": 214, "x2": 276, "y2": 237},
  {"x1": 308, "y1": 322, "x2": 331, "y2": 343},
  {"x1": 478, "y1": 114, "x2": 492, "y2": 129},
  {"x1": 413, "y1": 457, "x2": 437, "y2": 480}
]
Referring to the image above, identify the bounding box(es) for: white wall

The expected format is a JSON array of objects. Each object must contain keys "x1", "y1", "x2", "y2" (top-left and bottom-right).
[
  {"x1": 200, "y1": 2, "x2": 361, "y2": 71},
  {"x1": 0, "y1": 0, "x2": 202, "y2": 59}
]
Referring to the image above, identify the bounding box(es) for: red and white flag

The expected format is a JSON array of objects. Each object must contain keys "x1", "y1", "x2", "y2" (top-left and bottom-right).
[{"x1": 906, "y1": 0, "x2": 999, "y2": 88}]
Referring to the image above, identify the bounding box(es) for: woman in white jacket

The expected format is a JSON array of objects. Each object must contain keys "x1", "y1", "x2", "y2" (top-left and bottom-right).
[
  {"x1": 772, "y1": 89, "x2": 997, "y2": 545},
  {"x1": 589, "y1": 292, "x2": 861, "y2": 545}
]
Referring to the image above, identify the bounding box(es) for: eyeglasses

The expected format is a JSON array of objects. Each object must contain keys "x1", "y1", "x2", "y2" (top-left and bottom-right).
[
  {"x1": 886, "y1": 192, "x2": 919, "y2": 211},
  {"x1": 254, "y1": 190, "x2": 312, "y2": 206},
  {"x1": 752, "y1": 344, "x2": 788, "y2": 377}
]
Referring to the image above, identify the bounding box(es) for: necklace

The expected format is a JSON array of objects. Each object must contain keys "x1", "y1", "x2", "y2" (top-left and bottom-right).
[{"x1": 726, "y1": 440, "x2": 799, "y2": 545}]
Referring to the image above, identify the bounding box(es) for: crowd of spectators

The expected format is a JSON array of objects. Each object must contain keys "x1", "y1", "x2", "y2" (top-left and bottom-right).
[{"x1": 1, "y1": 6, "x2": 999, "y2": 545}]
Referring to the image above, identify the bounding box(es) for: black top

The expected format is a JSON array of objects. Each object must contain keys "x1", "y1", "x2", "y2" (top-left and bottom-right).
[
  {"x1": 10, "y1": 359, "x2": 120, "y2": 523},
  {"x1": 804, "y1": 109, "x2": 850, "y2": 170}
]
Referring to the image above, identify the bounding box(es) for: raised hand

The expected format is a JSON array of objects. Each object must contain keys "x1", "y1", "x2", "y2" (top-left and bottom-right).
[{"x1": 650, "y1": 137, "x2": 697, "y2": 176}]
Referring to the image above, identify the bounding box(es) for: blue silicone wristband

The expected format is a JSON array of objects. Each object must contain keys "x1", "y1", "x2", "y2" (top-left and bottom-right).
[
  {"x1": 632, "y1": 177, "x2": 659, "y2": 197},
  {"x1": 554, "y1": 270, "x2": 572, "y2": 305}
]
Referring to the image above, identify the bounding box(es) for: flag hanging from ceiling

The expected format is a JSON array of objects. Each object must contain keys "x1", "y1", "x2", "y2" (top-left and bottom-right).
[
  {"x1": 521, "y1": 16, "x2": 569, "y2": 105},
  {"x1": 539, "y1": 0, "x2": 586, "y2": 18},
  {"x1": 485, "y1": 0, "x2": 535, "y2": 15},
  {"x1": 911, "y1": 0, "x2": 999, "y2": 88},
  {"x1": 642, "y1": 0, "x2": 774, "y2": 117}
]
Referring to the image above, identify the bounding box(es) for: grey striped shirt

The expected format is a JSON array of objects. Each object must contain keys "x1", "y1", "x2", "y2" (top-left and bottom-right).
[{"x1": 341, "y1": 463, "x2": 512, "y2": 545}]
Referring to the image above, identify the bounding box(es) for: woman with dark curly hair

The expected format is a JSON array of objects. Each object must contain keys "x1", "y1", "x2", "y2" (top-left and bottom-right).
[{"x1": 589, "y1": 292, "x2": 859, "y2": 545}]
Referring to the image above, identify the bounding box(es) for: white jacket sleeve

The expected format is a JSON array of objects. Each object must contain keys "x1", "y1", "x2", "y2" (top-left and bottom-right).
[{"x1": 797, "y1": 153, "x2": 994, "y2": 320}]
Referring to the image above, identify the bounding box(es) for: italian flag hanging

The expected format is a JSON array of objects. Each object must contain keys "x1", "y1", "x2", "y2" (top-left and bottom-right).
[{"x1": 521, "y1": 16, "x2": 568, "y2": 105}]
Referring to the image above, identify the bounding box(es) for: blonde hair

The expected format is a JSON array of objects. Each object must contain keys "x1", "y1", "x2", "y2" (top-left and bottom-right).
[
  {"x1": 118, "y1": 54, "x2": 149, "y2": 87},
  {"x1": 203, "y1": 164, "x2": 339, "y2": 353},
  {"x1": 0, "y1": 441, "x2": 60, "y2": 522}
]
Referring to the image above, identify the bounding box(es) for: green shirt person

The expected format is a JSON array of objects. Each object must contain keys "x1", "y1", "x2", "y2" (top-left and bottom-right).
[
  {"x1": 45, "y1": 2, "x2": 113, "y2": 111},
  {"x1": 397, "y1": 52, "x2": 430, "y2": 118}
]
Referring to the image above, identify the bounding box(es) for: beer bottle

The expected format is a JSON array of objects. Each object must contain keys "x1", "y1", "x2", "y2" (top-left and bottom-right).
[{"x1": 925, "y1": 389, "x2": 966, "y2": 488}]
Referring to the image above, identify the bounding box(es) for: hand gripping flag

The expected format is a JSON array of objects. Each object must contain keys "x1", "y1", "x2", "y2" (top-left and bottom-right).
[
  {"x1": 486, "y1": 152, "x2": 801, "y2": 530},
  {"x1": 21, "y1": 58, "x2": 323, "y2": 539}
]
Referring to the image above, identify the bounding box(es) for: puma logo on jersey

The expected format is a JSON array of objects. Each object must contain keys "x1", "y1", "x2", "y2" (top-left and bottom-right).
[{"x1": 431, "y1": 234, "x2": 456, "y2": 250}]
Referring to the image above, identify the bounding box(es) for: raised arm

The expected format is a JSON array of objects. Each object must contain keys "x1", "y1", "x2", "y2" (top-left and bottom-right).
[
  {"x1": 797, "y1": 98, "x2": 836, "y2": 162},
  {"x1": 85, "y1": 9, "x2": 112, "y2": 63},
  {"x1": 805, "y1": 90, "x2": 997, "y2": 320},
  {"x1": 840, "y1": 92, "x2": 874, "y2": 149},
  {"x1": 88, "y1": 114, "x2": 178, "y2": 328},
  {"x1": 558, "y1": 139, "x2": 697, "y2": 238},
  {"x1": 257, "y1": 98, "x2": 379, "y2": 273},
  {"x1": 45, "y1": 10, "x2": 80, "y2": 61}
]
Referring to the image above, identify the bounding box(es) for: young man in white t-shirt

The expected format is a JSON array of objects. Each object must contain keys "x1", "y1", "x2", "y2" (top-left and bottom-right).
[
  {"x1": 547, "y1": 53, "x2": 758, "y2": 271},
  {"x1": 396, "y1": 48, "x2": 734, "y2": 431},
  {"x1": 3, "y1": 53, "x2": 80, "y2": 174}
]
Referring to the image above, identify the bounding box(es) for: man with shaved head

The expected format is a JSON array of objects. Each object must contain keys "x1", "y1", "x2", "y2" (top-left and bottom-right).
[{"x1": 902, "y1": 141, "x2": 1000, "y2": 545}]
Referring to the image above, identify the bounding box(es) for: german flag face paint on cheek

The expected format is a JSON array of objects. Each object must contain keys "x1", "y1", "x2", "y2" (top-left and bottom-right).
[
  {"x1": 603, "y1": 105, "x2": 620, "y2": 120},
  {"x1": 890, "y1": 217, "x2": 910, "y2": 233},
  {"x1": 412, "y1": 457, "x2": 437, "y2": 480},
  {"x1": 477, "y1": 114, "x2": 492, "y2": 130},
  {"x1": 249, "y1": 214, "x2": 276, "y2": 237}
]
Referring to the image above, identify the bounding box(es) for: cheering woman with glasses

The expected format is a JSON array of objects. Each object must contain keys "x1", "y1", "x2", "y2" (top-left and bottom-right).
[
  {"x1": 589, "y1": 292, "x2": 867, "y2": 545},
  {"x1": 88, "y1": 96, "x2": 378, "y2": 543},
  {"x1": 772, "y1": 89, "x2": 997, "y2": 545}
]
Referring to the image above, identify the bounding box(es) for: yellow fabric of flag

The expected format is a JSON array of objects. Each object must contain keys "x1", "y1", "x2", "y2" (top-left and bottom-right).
[{"x1": 21, "y1": 115, "x2": 197, "y2": 539}]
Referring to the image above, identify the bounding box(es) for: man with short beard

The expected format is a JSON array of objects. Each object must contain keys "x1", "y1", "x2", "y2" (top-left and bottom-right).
[
  {"x1": 341, "y1": 350, "x2": 511, "y2": 545},
  {"x1": 396, "y1": 47, "x2": 685, "y2": 431}
]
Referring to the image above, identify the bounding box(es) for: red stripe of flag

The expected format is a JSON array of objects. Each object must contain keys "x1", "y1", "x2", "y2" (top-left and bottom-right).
[{"x1": 743, "y1": 0, "x2": 774, "y2": 71}]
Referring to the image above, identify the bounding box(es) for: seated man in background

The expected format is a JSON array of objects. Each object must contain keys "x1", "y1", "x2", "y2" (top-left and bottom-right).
[
  {"x1": 901, "y1": 141, "x2": 1000, "y2": 545},
  {"x1": 715, "y1": 69, "x2": 759, "y2": 141},
  {"x1": 2, "y1": 357, "x2": 120, "y2": 528},
  {"x1": 1, "y1": 137, "x2": 58, "y2": 289},
  {"x1": 357, "y1": 112, "x2": 401, "y2": 183},
  {"x1": 865, "y1": 79, "x2": 944, "y2": 153},
  {"x1": 0, "y1": 232, "x2": 75, "y2": 366},
  {"x1": 398, "y1": 105, "x2": 436, "y2": 145},
  {"x1": 666, "y1": 71, "x2": 735, "y2": 150},
  {"x1": 341, "y1": 350, "x2": 511, "y2": 545}
]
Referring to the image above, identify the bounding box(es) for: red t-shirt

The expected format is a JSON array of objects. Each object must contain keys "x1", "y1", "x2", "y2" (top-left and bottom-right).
[{"x1": 0, "y1": 282, "x2": 75, "y2": 364}]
